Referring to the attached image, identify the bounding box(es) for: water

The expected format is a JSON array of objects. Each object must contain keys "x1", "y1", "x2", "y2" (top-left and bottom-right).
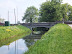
[
  {"x1": 0, "y1": 39, "x2": 28, "y2": 54},
  {"x1": 0, "y1": 31, "x2": 45, "y2": 54}
]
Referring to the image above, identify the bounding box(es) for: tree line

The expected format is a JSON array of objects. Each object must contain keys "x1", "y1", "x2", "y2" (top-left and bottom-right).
[{"x1": 22, "y1": 0, "x2": 72, "y2": 23}]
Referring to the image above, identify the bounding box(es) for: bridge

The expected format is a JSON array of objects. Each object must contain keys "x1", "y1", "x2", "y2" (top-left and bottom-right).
[
  {"x1": 20, "y1": 21, "x2": 63, "y2": 30},
  {"x1": 20, "y1": 21, "x2": 72, "y2": 30}
]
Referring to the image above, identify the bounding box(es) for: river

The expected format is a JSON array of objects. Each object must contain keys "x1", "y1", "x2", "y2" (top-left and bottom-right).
[{"x1": 0, "y1": 31, "x2": 46, "y2": 54}]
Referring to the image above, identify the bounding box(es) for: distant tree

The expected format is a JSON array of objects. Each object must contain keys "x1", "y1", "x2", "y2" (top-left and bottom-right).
[
  {"x1": 68, "y1": 5, "x2": 72, "y2": 21},
  {"x1": 68, "y1": 12, "x2": 72, "y2": 21},
  {"x1": 51, "y1": 0, "x2": 63, "y2": 3},
  {"x1": 39, "y1": 1, "x2": 63, "y2": 22},
  {"x1": 61, "y1": 3, "x2": 70, "y2": 21},
  {"x1": 22, "y1": 6, "x2": 38, "y2": 23}
]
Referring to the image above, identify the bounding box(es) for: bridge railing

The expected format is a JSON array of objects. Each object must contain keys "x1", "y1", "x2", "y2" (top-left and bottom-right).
[
  {"x1": 64, "y1": 21, "x2": 72, "y2": 24},
  {"x1": 20, "y1": 21, "x2": 63, "y2": 28}
]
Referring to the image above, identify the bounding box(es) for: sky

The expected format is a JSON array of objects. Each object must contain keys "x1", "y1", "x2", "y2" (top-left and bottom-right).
[{"x1": 0, "y1": 0, "x2": 72, "y2": 24}]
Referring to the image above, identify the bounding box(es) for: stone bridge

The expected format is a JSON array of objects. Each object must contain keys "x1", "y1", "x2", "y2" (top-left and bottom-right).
[
  {"x1": 20, "y1": 21, "x2": 72, "y2": 30},
  {"x1": 20, "y1": 22, "x2": 63, "y2": 30}
]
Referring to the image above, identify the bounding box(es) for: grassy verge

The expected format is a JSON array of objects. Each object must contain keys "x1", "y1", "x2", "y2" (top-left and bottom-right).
[
  {"x1": 0, "y1": 25, "x2": 31, "y2": 41},
  {"x1": 25, "y1": 24, "x2": 72, "y2": 54},
  {"x1": 0, "y1": 33, "x2": 31, "y2": 47}
]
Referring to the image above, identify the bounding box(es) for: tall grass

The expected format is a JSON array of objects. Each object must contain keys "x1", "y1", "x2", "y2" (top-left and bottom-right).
[
  {"x1": 25, "y1": 24, "x2": 72, "y2": 54},
  {"x1": 0, "y1": 33, "x2": 31, "y2": 47},
  {"x1": 0, "y1": 25, "x2": 31, "y2": 41}
]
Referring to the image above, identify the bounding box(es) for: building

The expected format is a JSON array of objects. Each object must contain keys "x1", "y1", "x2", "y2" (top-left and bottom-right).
[{"x1": 0, "y1": 18, "x2": 5, "y2": 23}]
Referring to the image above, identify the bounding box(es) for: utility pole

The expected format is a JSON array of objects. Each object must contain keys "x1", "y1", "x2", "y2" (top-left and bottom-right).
[
  {"x1": 17, "y1": 8, "x2": 18, "y2": 24},
  {"x1": 14, "y1": 9, "x2": 16, "y2": 24},
  {"x1": 8, "y1": 11, "x2": 9, "y2": 21}
]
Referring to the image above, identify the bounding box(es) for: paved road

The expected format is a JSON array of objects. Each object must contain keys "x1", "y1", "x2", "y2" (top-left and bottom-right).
[{"x1": 68, "y1": 24, "x2": 72, "y2": 28}]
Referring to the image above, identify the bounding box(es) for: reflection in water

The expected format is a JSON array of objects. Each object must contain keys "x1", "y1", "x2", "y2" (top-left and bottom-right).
[
  {"x1": 24, "y1": 39, "x2": 39, "y2": 47},
  {"x1": 23, "y1": 32, "x2": 43, "y2": 47},
  {"x1": 0, "y1": 39, "x2": 28, "y2": 54},
  {"x1": 0, "y1": 31, "x2": 46, "y2": 54}
]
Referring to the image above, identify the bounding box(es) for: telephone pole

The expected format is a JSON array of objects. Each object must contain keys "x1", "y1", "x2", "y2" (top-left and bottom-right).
[
  {"x1": 17, "y1": 8, "x2": 18, "y2": 24},
  {"x1": 8, "y1": 11, "x2": 9, "y2": 21},
  {"x1": 14, "y1": 9, "x2": 16, "y2": 24}
]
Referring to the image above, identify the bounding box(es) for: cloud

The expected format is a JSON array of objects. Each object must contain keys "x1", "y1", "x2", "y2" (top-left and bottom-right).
[
  {"x1": 16, "y1": 0, "x2": 26, "y2": 2},
  {"x1": 0, "y1": 0, "x2": 16, "y2": 9},
  {"x1": 0, "y1": 0, "x2": 72, "y2": 24},
  {"x1": 63, "y1": 0, "x2": 72, "y2": 5}
]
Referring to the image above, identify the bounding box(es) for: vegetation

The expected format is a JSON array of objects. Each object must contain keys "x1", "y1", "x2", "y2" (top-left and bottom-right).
[
  {"x1": 22, "y1": 6, "x2": 39, "y2": 23},
  {"x1": 0, "y1": 25, "x2": 31, "y2": 41},
  {"x1": 39, "y1": 1, "x2": 72, "y2": 22},
  {"x1": 68, "y1": 5, "x2": 72, "y2": 21},
  {"x1": 50, "y1": 0, "x2": 63, "y2": 3},
  {"x1": 61, "y1": 3, "x2": 72, "y2": 21},
  {"x1": 22, "y1": 1, "x2": 72, "y2": 22},
  {"x1": 0, "y1": 33, "x2": 30, "y2": 47},
  {"x1": 39, "y1": 1, "x2": 62, "y2": 22},
  {"x1": 25, "y1": 24, "x2": 72, "y2": 54}
]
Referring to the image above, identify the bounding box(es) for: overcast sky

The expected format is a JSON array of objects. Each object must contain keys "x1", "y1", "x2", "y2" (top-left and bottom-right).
[{"x1": 0, "y1": 0, "x2": 72, "y2": 24}]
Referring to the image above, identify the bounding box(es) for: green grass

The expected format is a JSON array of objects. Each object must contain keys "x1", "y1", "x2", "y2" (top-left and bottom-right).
[
  {"x1": 0, "y1": 25, "x2": 31, "y2": 41},
  {"x1": 25, "y1": 24, "x2": 72, "y2": 54},
  {"x1": 0, "y1": 33, "x2": 31, "y2": 47}
]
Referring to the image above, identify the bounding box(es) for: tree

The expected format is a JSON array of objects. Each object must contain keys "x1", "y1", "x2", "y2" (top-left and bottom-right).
[
  {"x1": 68, "y1": 12, "x2": 72, "y2": 21},
  {"x1": 51, "y1": 0, "x2": 63, "y2": 3},
  {"x1": 60, "y1": 3, "x2": 72, "y2": 21},
  {"x1": 61, "y1": 3, "x2": 70, "y2": 21},
  {"x1": 39, "y1": 1, "x2": 63, "y2": 22},
  {"x1": 22, "y1": 6, "x2": 38, "y2": 23},
  {"x1": 68, "y1": 5, "x2": 72, "y2": 21}
]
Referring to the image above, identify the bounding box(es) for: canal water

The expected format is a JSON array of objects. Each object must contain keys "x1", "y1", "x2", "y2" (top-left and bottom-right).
[{"x1": 0, "y1": 31, "x2": 46, "y2": 54}]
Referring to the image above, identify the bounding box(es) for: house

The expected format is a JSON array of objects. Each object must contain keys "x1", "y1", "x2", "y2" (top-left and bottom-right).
[
  {"x1": 0, "y1": 18, "x2": 5, "y2": 23},
  {"x1": 0, "y1": 18, "x2": 5, "y2": 26}
]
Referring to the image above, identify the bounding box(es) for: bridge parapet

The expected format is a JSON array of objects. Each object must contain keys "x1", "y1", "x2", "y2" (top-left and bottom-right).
[{"x1": 20, "y1": 21, "x2": 63, "y2": 29}]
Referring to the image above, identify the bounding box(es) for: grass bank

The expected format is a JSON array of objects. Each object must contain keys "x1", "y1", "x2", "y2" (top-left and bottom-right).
[
  {"x1": 0, "y1": 25, "x2": 31, "y2": 41},
  {"x1": 0, "y1": 33, "x2": 31, "y2": 47},
  {"x1": 25, "y1": 24, "x2": 72, "y2": 54}
]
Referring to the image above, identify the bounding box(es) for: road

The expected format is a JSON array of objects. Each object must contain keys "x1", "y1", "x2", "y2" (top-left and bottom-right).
[{"x1": 68, "y1": 24, "x2": 72, "y2": 28}]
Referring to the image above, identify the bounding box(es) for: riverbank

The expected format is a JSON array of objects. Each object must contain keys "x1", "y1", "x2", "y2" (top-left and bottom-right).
[
  {"x1": 25, "y1": 24, "x2": 72, "y2": 54},
  {"x1": 0, "y1": 25, "x2": 31, "y2": 41}
]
